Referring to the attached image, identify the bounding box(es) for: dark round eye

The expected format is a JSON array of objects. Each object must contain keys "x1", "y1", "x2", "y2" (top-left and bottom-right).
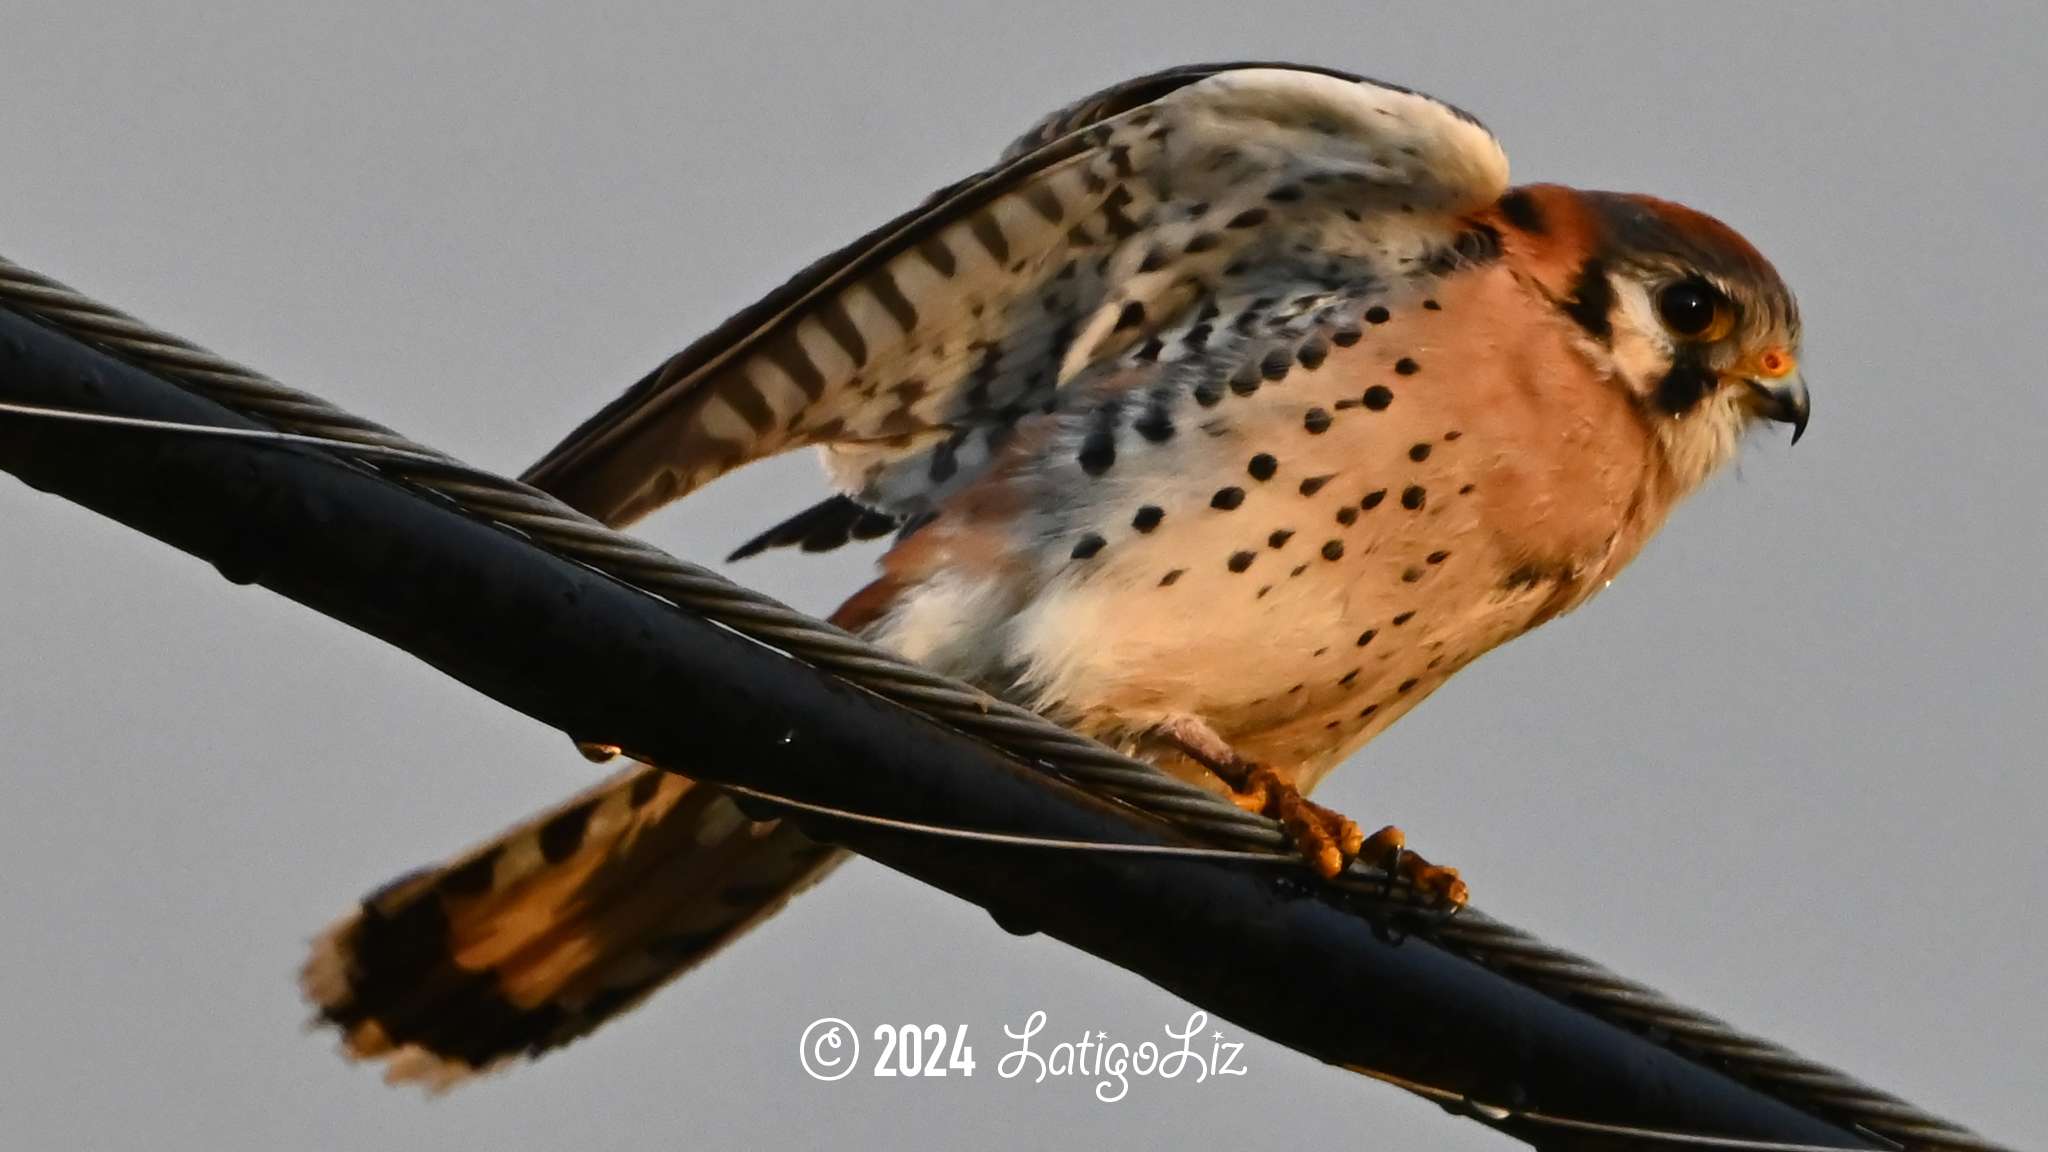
[{"x1": 1656, "y1": 281, "x2": 1722, "y2": 337}]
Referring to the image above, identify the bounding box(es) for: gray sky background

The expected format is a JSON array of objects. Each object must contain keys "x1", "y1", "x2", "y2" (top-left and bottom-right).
[{"x1": 1, "y1": 4, "x2": 2042, "y2": 1149}]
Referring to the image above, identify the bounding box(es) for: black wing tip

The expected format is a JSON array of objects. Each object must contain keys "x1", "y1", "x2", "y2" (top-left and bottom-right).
[{"x1": 727, "y1": 495, "x2": 901, "y2": 563}]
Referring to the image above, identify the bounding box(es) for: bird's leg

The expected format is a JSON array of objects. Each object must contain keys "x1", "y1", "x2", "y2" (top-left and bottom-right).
[
  {"x1": 1155, "y1": 718, "x2": 1361, "y2": 879},
  {"x1": 1155, "y1": 717, "x2": 1466, "y2": 904}
]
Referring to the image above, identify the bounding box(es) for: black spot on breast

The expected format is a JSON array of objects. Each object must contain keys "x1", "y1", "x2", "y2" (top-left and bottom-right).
[
  {"x1": 1212, "y1": 486, "x2": 1246, "y2": 510},
  {"x1": 539, "y1": 801, "x2": 598, "y2": 864},
  {"x1": 1248, "y1": 454, "x2": 1278, "y2": 481},
  {"x1": 1365, "y1": 306, "x2": 1390, "y2": 324},
  {"x1": 1135, "y1": 337, "x2": 1165, "y2": 361},
  {"x1": 1561, "y1": 257, "x2": 1614, "y2": 341},
  {"x1": 1362, "y1": 385, "x2": 1393, "y2": 410},
  {"x1": 1444, "y1": 430, "x2": 1462, "y2": 440},
  {"x1": 1409, "y1": 443, "x2": 1432, "y2": 462},
  {"x1": 1185, "y1": 323, "x2": 1213, "y2": 350},
  {"x1": 1499, "y1": 188, "x2": 1547, "y2": 234},
  {"x1": 1321, "y1": 540, "x2": 1345, "y2": 561},
  {"x1": 1335, "y1": 506, "x2": 1358, "y2": 525},
  {"x1": 1160, "y1": 569, "x2": 1185, "y2": 586},
  {"x1": 1427, "y1": 550, "x2": 1449, "y2": 564},
  {"x1": 1394, "y1": 358, "x2": 1420, "y2": 376},
  {"x1": 1296, "y1": 338, "x2": 1329, "y2": 370},
  {"x1": 1422, "y1": 299, "x2": 1442, "y2": 311},
  {"x1": 1138, "y1": 246, "x2": 1168, "y2": 273},
  {"x1": 1331, "y1": 327, "x2": 1361, "y2": 347},
  {"x1": 1227, "y1": 551, "x2": 1256, "y2": 573},
  {"x1": 1393, "y1": 611, "x2": 1415, "y2": 625},
  {"x1": 1361, "y1": 489, "x2": 1387, "y2": 509},
  {"x1": 1458, "y1": 483, "x2": 1476, "y2": 494},
  {"x1": 1268, "y1": 184, "x2": 1305, "y2": 202},
  {"x1": 1300, "y1": 474, "x2": 1334, "y2": 496},
  {"x1": 1132, "y1": 505, "x2": 1164, "y2": 532},
  {"x1": 1358, "y1": 704, "x2": 1379, "y2": 719},
  {"x1": 1339, "y1": 669, "x2": 1360, "y2": 686},
  {"x1": 1229, "y1": 361, "x2": 1263, "y2": 396},
  {"x1": 1303, "y1": 408, "x2": 1332, "y2": 434},
  {"x1": 1398, "y1": 678, "x2": 1419, "y2": 693},
  {"x1": 1356, "y1": 629, "x2": 1377, "y2": 647},
  {"x1": 1228, "y1": 207, "x2": 1269, "y2": 229},
  {"x1": 1401, "y1": 567, "x2": 1423, "y2": 583},
  {"x1": 1268, "y1": 529, "x2": 1294, "y2": 548},
  {"x1": 1078, "y1": 432, "x2": 1116, "y2": 475},
  {"x1": 1194, "y1": 380, "x2": 1224, "y2": 407},
  {"x1": 1071, "y1": 534, "x2": 1107, "y2": 559},
  {"x1": 1185, "y1": 232, "x2": 1223, "y2": 254},
  {"x1": 1291, "y1": 564, "x2": 1309, "y2": 577},
  {"x1": 1401, "y1": 485, "x2": 1426, "y2": 510},
  {"x1": 1115, "y1": 301, "x2": 1147, "y2": 331},
  {"x1": 1260, "y1": 348, "x2": 1294, "y2": 380}
]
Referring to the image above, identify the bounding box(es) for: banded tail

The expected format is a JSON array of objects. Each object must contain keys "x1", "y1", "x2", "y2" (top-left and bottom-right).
[{"x1": 302, "y1": 765, "x2": 844, "y2": 1087}]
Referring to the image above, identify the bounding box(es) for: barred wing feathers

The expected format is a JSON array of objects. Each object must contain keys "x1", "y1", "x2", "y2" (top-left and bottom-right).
[
  {"x1": 303, "y1": 765, "x2": 845, "y2": 1087},
  {"x1": 521, "y1": 64, "x2": 1507, "y2": 531}
]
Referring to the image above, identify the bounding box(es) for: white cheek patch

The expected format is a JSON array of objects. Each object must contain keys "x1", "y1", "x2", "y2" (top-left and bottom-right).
[{"x1": 1605, "y1": 278, "x2": 1676, "y2": 396}]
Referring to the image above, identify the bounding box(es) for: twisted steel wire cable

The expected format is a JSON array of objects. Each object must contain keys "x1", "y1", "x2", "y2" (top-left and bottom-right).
[{"x1": 0, "y1": 253, "x2": 2005, "y2": 1152}]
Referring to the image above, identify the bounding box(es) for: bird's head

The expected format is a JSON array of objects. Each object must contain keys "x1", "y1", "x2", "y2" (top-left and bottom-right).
[{"x1": 1491, "y1": 185, "x2": 1807, "y2": 492}]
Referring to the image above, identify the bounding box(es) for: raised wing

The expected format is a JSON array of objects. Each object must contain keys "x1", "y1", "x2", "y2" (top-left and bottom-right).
[{"x1": 522, "y1": 63, "x2": 1509, "y2": 531}]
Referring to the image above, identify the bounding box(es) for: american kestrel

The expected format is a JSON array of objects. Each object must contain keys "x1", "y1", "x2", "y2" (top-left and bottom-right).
[{"x1": 303, "y1": 62, "x2": 1807, "y2": 1086}]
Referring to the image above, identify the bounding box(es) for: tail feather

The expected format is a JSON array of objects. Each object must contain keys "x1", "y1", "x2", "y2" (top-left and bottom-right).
[{"x1": 304, "y1": 763, "x2": 846, "y2": 1088}]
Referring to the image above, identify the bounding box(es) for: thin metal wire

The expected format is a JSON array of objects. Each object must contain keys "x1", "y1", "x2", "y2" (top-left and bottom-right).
[
  {"x1": 1356, "y1": 1067, "x2": 1904, "y2": 1152},
  {"x1": 0, "y1": 401, "x2": 484, "y2": 471},
  {"x1": 720, "y1": 783, "x2": 1302, "y2": 862},
  {"x1": 0, "y1": 254, "x2": 2009, "y2": 1152}
]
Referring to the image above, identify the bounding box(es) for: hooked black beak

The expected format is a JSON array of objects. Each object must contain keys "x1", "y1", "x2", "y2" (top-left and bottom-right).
[{"x1": 1745, "y1": 372, "x2": 1810, "y2": 444}]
